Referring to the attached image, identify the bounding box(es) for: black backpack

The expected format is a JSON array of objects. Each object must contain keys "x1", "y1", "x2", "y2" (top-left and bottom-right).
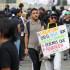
[{"x1": 26, "y1": 21, "x2": 30, "y2": 39}]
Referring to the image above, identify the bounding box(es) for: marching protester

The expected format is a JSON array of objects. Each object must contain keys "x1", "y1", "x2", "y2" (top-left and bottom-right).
[
  {"x1": 18, "y1": 3, "x2": 27, "y2": 19},
  {"x1": 15, "y1": 9, "x2": 25, "y2": 61},
  {"x1": 60, "y1": 9, "x2": 70, "y2": 60},
  {"x1": 43, "y1": 11, "x2": 62, "y2": 70},
  {"x1": 0, "y1": 11, "x2": 19, "y2": 70},
  {"x1": 62, "y1": 9, "x2": 70, "y2": 38},
  {"x1": 24, "y1": 8, "x2": 44, "y2": 70},
  {"x1": 0, "y1": 2, "x2": 70, "y2": 70},
  {"x1": 38, "y1": 7, "x2": 46, "y2": 26},
  {"x1": 18, "y1": 3, "x2": 27, "y2": 61},
  {"x1": 51, "y1": 6, "x2": 61, "y2": 19},
  {"x1": 26, "y1": 8, "x2": 32, "y2": 20},
  {"x1": 3, "y1": 4, "x2": 11, "y2": 17},
  {"x1": 60, "y1": 6, "x2": 65, "y2": 15},
  {"x1": 11, "y1": 8, "x2": 25, "y2": 61},
  {"x1": 18, "y1": 3, "x2": 24, "y2": 12}
]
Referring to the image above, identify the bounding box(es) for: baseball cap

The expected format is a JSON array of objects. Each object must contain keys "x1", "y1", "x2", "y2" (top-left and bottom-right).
[{"x1": 47, "y1": 11, "x2": 57, "y2": 18}]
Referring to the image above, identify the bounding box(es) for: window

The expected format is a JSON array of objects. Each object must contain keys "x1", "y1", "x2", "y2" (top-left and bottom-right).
[
  {"x1": 57, "y1": 0, "x2": 67, "y2": 5},
  {"x1": 6, "y1": 0, "x2": 16, "y2": 3},
  {"x1": 0, "y1": 0, "x2": 16, "y2": 3},
  {"x1": 0, "y1": 0, "x2": 6, "y2": 3}
]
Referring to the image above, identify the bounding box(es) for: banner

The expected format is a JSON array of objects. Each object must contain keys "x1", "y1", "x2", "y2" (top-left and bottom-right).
[{"x1": 37, "y1": 24, "x2": 70, "y2": 57}]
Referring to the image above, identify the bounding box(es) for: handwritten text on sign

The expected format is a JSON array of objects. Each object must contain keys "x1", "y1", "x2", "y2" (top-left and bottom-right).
[{"x1": 37, "y1": 24, "x2": 70, "y2": 57}]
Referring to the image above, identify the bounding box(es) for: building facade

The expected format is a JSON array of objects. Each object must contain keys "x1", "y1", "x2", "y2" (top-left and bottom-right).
[
  {"x1": 0, "y1": 0, "x2": 22, "y2": 10},
  {"x1": 0, "y1": 0, "x2": 16, "y2": 3}
]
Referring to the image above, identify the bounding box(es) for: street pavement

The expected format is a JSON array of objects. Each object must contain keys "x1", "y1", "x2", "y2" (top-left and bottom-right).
[{"x1": 19, "y1": 55, "x2": 70, "y2": 70}]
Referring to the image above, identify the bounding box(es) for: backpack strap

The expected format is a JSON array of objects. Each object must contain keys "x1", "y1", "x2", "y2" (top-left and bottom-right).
[
  {"x1": 47, "y1": 23, "x2": 58, "y2": 29},
  {"x1": 26, "y1": 21, "x2": 30, "y2": 39}
]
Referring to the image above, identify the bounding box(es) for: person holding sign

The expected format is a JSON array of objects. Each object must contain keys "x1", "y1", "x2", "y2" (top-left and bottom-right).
[{"x1": 44, "y1": 11, "x2": 62, "y2": 70}]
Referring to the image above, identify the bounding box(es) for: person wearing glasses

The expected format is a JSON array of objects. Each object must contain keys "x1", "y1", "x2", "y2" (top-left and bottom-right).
[{"x1": 44, "y1": 11, "x2": 62, "y2": 70}]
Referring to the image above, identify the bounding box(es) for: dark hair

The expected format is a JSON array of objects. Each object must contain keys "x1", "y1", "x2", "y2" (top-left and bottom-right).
[
  {"x1": 0, "y1": 14, "x2": 17, "y2": 41},
  {"x1": 11, "y1": 7, "x2": 17, "y2": 14},
  {"x1": 5, "y1": 4, "x2": 9, "y2": 9},
  {"x1": 52, "y1": 6, "x2": 56, "y2": 11},
  {"x1": 19, "y1": 3, "x2": 24, "y2": 8},
  {"x1": 39, "y1": 7, "x2": 45, "y2": 12},
  {"x1": 31, "y1": 8, "x2": 38, "y2": 14},
  {"x1": 48, "y1": 11, "x2": 57, "y2": 18},
  {"x1": 60, "y1": 6, "x2": 64, "y2": 10},
  {"x1": 15, "y1": 9, "x2": 21, "y2": 15}
]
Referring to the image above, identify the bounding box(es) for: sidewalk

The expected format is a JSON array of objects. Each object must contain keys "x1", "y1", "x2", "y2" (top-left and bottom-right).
[{"x1": 19, "y1": 56, "x2": 70, "y2": 70}]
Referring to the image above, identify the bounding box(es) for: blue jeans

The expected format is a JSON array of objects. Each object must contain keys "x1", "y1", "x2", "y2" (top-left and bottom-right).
[{"x1": 15, "y1": 39, "x2": 20, "y2": 55}]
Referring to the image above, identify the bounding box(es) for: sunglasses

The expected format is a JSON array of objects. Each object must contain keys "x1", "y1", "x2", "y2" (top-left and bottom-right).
[{"x1": 51, "y1": 16, "x2": 57, "y2": 19}]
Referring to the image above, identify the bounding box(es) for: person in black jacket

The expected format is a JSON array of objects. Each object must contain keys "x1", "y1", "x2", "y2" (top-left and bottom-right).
[
  {"x1": 0, "y1": 11, "x2": 19, "y2": 70},
  {"x1": 11, "y1": 8, "x2": 25, "y2": 61},
  {"x1": 4, "y1": 4, "x2": 11, "y2": 17}
]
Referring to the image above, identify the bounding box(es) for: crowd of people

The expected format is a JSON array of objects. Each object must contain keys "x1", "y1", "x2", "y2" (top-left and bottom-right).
[{"x1": 0, "y1": 3, "x2": 70, "y2": 70}]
